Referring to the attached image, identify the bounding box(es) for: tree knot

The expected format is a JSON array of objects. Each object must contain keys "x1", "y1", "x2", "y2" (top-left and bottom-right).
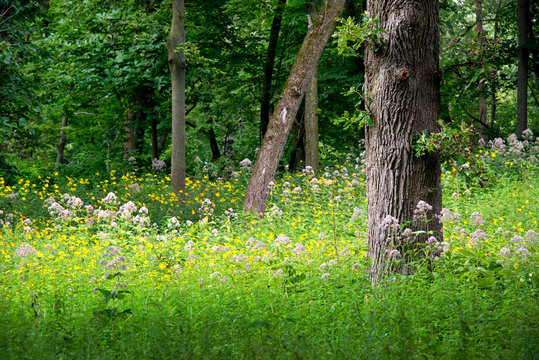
[{"x1": 399, "y1": 67, "x2": 410, "y2": 81}]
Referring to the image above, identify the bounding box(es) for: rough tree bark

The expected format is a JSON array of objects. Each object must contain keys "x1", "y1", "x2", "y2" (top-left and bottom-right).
[
  {"x1": 56, "y1": 113, "x2": 68, "y2": 166},
  {"x1": 305, "y1": 0, "x2": 320, "y2": 175},
  {"x1": 260, "y1": 0, "x2": 287, "y2": 140},
  {"x1": 244, "y1": 0, "x2": 345, "y2": 216},
  {"x1": 365, "y1": 0, "x2": 442, "y2": 283},
  {"x1": 516, "y1": 0, "x2": 529, "y2": 137},
  {"x1": 167, "y1": 0, "x2": 186, "y2": 194}
]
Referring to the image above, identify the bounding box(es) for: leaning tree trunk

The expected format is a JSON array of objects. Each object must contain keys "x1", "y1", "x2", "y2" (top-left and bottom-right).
[
  {"x1": 56, "y1": 113, "x2": 68, "y2": 166},
  {"x1": 167, "y1": 0, "x2": 186, "y2": 194},
  {"x1": 305, "y1": 0, "x2": 320, "y2": 175},
  {"x1": 365, "y1": 0, "x2": 442, "y2": 283},
  {"x1": 244, "y1": 0, "x2": 345, "y2": 216}
]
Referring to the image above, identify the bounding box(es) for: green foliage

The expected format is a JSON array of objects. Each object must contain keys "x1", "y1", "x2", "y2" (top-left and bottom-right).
[
  {"x1": 1, "y1": 148, "x2": 538, "y2": 358},
  {"x1": 333, "y1": 14, "x2": 386, "y2": 56}
]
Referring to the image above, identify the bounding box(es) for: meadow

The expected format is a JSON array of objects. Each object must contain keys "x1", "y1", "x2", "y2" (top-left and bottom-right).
[{"x1": 0, "y1": 134, "x2": 538, "y2": 359}]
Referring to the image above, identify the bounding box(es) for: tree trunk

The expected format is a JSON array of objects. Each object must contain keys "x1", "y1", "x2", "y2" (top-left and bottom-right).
[
  {"x1": 167, "y1": 0, "x2": 186, "y2": 194},
  {"x1": 305, "y1": 0, "x2": 320, "y2": 175},
  {"x1": 476, "y1": 0, "x2": 488, "y2": 136},
  {"x1": 151, "y1": 115, "x2": 159, "y2": 160},
  {"x1": 55, "y1": 113, "x2": 68, "y2": 166},
  {"x1": 260, "y1": 0, "x2": 287, "y2": 141},
  {"x1": 490, "y1": 0, "x2": 503, "y2": 128},
  {"x1": 365, "y1": 0, "x2": 442, "y2": 283},
  {"x1": 207, "y1": 126, "x2": 221, "y2": 161},
  {"x1": 123, "y1": 109, "x2": 141, "y2": 160},
  {"x1": 244, "y1": 0, "x2": 345, "y2": 216},
  {"x1": 516, "y1": 0, "x2": 529, "y2": 137}
]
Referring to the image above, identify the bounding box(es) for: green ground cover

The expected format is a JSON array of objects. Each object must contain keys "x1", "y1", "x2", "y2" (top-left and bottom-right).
[{"x1": 0, "y1": 137, "x2": 537, "y2": 359}]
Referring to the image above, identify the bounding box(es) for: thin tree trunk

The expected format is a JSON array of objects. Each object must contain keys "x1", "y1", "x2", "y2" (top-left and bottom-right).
[
  {"x1": 365, "y1": 0, "x2": 442, "y2": 283},
  {"x1": 260, "y1": 0, "x2": 287, "y2": 141},
  {"x1": 305, "y1": 0, "x2": 319, "y2": 175},
  {"x1": 151, "y1": 115, "x2": 159, "y2": 160},
  {"x1": 476, "y1": 0, "x2": 488, "y2": 136},
  {"x1": 207, "y1": 127, "x2": 221, "y2": 161},
  {"x1": 56, "y1": 113, "x2": 68, "y2": 165},
  {"x1": 167, "y1": 0, "x2": 186, "y2": 194},
  {"x1": 526, "y1": 2, "x2": 538, "y2": 89},
  {"x1": 490, "y1": 0, "x2": 502, "y2": 128},
  {"x1": 158, "y1": 128, "x2": 167, "y2": 151},
  {"x1": 244, "y1": 0, "x2": 345, "y2": 216},
  {"x1": 516, "y1": 0, "x2": 529, "y2": 137},
  {"x1": 123, "y1": 109, "x2": 140, "y2": 160}
]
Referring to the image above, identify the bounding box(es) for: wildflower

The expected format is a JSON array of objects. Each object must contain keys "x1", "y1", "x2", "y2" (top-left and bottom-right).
[
  {"x1": 492, "y1": 137, "x2": 506, "y2": 149},
  {"x1": 273, "y1": 268, "x2": 284, "y2": 277},
  {"x1": 470, "y1": 212, "x2": 485, "y2": 227},
  {"x1": 102, "y1": 192, "x2": 118, "y2": 205},
  {"x1": 151, "y1": 158, "x2": 166, "y2": 171},
  {"x1": 499, "y1": 248, "x2": 511, "y2": 257},
  {"x1": 380, "y1": 215, "x2": 400, "y2": 233},
  {"x1": 128, "y1": 156, "x2": 137, "y2": 165},
  {"x1": 471, "y1": 229, "x2": 487, "y2": 245},
  {"x1": 321, "y1": 273, "x2": 330, "y2": 280},
  {"x1": 118, "y1": 201, "x2": 138, "y2": 219},
  {"x1": 239, "y1": 158, "x2": 252, "y2": 168},
  {"x1": 386, "y1": 249, "x2": 401, "y2": 260},
  {"x1": 426, "y1": 236, "x2": 438, "y2": 245},
  {"x1": 522, "y1": 128, "x2": 534, "y2": 140},
  {"x1": 129, "y1": 183, "x2": 141, "y2": 193},
  {"x1": 254, "y1": 240, "x2": 265, "y2": 251},
  {"x1": 292, "y1": 243, "x2": 305, "y2": 254},
  {"x1": 14, "y1": 243, "x2": 36, "y2": 257},
  {"x1": 274, "y1": 234, "x2": 290, "y2": 246},
  {"x1": 66, "y1": 196, "x2": 83, "y2": 209},
  {"x1": 516, "y1": 246, "x2": 531, "y2": 261},
  {"x1": 402, "y1": 228, "x2": 414, "y2": 237},
  {"x1": 510, "y1": 235, "x2": 524, "y2": 243},
  {"x1": 184, "y1": 240, "x2": 194, "y2": 251},
  {"x1": 350, "y1": 207, "x2": 364, "y2": 222},
  {"x1": 441, "y1": 242, "x2": 450, "y2": 252},
  {"x1": 525, "y1": 229, "x2": 537, "y2": 243}
]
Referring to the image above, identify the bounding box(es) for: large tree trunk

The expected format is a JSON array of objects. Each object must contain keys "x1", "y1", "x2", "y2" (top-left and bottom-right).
[
  {"x1": 516, "y1": 0, "x2": 529, "y2": 137},
  {"x1": 55, "y1": 113, "x2": 68, "y2": 166},
  {"x1": 167, "y1": 0, "x2": 186, "y2": 194},
  {"x1": 476, "y1": 0, "x2": 488, "y2": 136},
  {"x1": 365, "y1": 0, "x2": 442, "y2": 283},
  {"x1": 244, "y1": 0, "x2": 345, "y2": 216},
  {"x1": 305, "y1": 0, "x2": 320, "y2": 175},
  {"x1": 260, "y1": 0, "x2": 287, "y2": 140}
]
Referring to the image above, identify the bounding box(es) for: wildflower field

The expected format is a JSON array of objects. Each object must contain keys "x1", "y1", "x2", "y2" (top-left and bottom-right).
[{"x1": 0, "y1": 135, "x2": 538, "y2": 359}]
